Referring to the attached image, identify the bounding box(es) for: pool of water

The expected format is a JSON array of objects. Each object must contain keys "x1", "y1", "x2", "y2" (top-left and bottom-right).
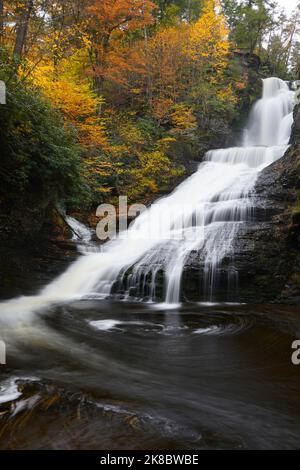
[{"x1": 1, "y1": 300, "x2": 300, "y2": 449}]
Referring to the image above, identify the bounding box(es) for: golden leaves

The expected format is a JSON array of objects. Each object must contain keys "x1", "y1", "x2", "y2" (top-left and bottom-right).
[
  {"x1": 187, "y1": 0, "x2": 230, "y2": 75},
  {"x1": 31, "y1": 59, "x2": 108, "y2": 150},
  {"x1": 170, "y1": 104, "x2": 197, "y2": 135}
]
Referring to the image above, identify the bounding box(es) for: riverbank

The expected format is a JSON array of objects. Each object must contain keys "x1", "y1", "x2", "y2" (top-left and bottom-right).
[{"x1": 0, "y1": 240, "x2": 78, "y2": 301}]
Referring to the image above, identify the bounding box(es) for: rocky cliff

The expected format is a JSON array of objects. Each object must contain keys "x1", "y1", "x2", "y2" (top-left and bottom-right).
[{"x1": 183, "y1": 104, "x2": 300, "y2": 304}]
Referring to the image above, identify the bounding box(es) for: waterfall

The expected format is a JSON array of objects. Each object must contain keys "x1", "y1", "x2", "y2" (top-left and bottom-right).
[
  {"x1": 65, "y1": 216, "x2": 98, "y2": 254},
  {"x1": 66, "y1": 216, "x2": 93, "y2": 243},
  {"x1": 0, "y1": 78, "x2": 295, "y2": 314},
  {"x1": 244, "y1": 78, "x2": 294, "y2": 147}
]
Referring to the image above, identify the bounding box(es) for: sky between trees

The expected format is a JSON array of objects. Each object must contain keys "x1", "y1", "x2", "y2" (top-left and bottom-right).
[{"x1": 274, "y1": 0, "x2": 298, "y2": 14}]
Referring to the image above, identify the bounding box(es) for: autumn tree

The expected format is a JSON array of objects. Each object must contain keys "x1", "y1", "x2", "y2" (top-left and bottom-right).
[
  {"x1": 84, "y1": 0, "x2": 156, "y2": 94},
  {"x1": 0, "y1": 0, "x2": 35, "y2": 60},
  {"x1": 188, "y1": 0, "x2": 229, "y2": 75},
  {"x1": 129, "y1": 0, "x2": 230, "y2": 116},
  {"x1": 0, "y1": 0, "x2": 4, "y2": 45},
  {"x1": 2, "y1": 0, "x2": 299, "y2": 213},
  {"x1": 13, "y1": 0, "x2": 34, "y2": 62}
]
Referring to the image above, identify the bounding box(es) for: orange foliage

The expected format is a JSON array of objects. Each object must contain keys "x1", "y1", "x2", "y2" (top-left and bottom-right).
[
  {"x1": 85, "y1": 0, "x2": 156, "y2": 87},
  {"x1": 87, "y1": 0, "x2": 156, "y2": 33},
  {"x1": 109, "y1": 1, "x2": 232, "y2": 121}
]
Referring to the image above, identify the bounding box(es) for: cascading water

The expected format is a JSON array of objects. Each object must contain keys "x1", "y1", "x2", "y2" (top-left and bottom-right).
[
  {"x1": 65, "y1": 215, "x2": 98, "y2": 254},
  {"x1": 0, "y1": 78, "x2": 295, "y2": 316},
  {"x1": 66, "y1": 216, "x2": 93, "y2": 244}
]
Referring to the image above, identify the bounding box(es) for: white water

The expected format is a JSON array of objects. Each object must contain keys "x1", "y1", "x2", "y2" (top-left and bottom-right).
[
  {"x1": 66, "y1": 216, "x2": 93, "y2": 243},
  {"x1": 0, "y1": 78, "x2": 295, "y2": 318},
  {"x1": 66, "y1": 215, "x2": 99, "y2": 254}
]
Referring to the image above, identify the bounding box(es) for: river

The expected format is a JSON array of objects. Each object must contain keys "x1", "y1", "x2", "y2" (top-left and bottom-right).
[
  {"x1": 0, "y1": 77, "x2": 299, "y2": 450},
  {"x1": 1, "y1": 298, "x2": 300, "y2": 449}
]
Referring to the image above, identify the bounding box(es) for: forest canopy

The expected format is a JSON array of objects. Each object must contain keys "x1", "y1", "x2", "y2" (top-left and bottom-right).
[{"x1": 0, "y1": 0, "x2": 299, "y2": 218}]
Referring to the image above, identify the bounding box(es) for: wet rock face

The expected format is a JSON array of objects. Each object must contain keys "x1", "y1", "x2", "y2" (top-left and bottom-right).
[
  {"x1": 290, "y1": 103, "x2": 300, "y2": 147},
  {"x1": 183, "y1": 106, "x2": 300, "y2": 304}
]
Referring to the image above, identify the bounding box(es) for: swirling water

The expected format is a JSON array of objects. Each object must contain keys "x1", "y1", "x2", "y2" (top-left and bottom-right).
[{"x1": 1, "y1": 300, "x2": 300, "y2": 449}]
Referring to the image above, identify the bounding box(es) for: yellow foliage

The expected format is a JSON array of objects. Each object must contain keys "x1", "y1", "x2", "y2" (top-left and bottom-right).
[
  {"x1": 30, "y1": 59, "x2": 108, "y2": 150},
  {"x1": 118, "y1": 122, "x2": 146, "y2": 147},
  {"x1": 217, "y1": 84, "x2": 238, "y2": 106},
  {"x1": 170, "y1": 104, "x2": 197, "y2": 134},
  {"x1": 156, "y1": 137, "x2": 177, "y2": 152},
  {"x1": 128, "y1": 150, "x2": 184, "y2": 200},
  {"x1": 124, "y1": 2, "x2": 233, "y2": 123},
  {"x1": 5, "y1": 0, "x2": 244, "y2": 206},
  {"x1": 188, "y1": 0, "x2": 230, "y2": 76}
]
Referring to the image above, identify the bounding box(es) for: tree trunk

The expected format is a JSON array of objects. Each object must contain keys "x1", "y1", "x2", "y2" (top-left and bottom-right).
[
  {"x1": 144, "y1": 27, "x2": 153, "y2": 107},
  {"x1": 13, "y1": 0, "x2": 34, "y2": 62},
  {"x1": 187, "y1": 0, "x2": 191, "y2": 22},
  {"x1": 0, "y1": 0, "x2": 4, "y2": 45},
  {"x1": 94, "y1": 74, "x2": 104, "y2": 97},
  {"x1": 93, "y1": 33, "x2": 110, "y2": 96}
]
